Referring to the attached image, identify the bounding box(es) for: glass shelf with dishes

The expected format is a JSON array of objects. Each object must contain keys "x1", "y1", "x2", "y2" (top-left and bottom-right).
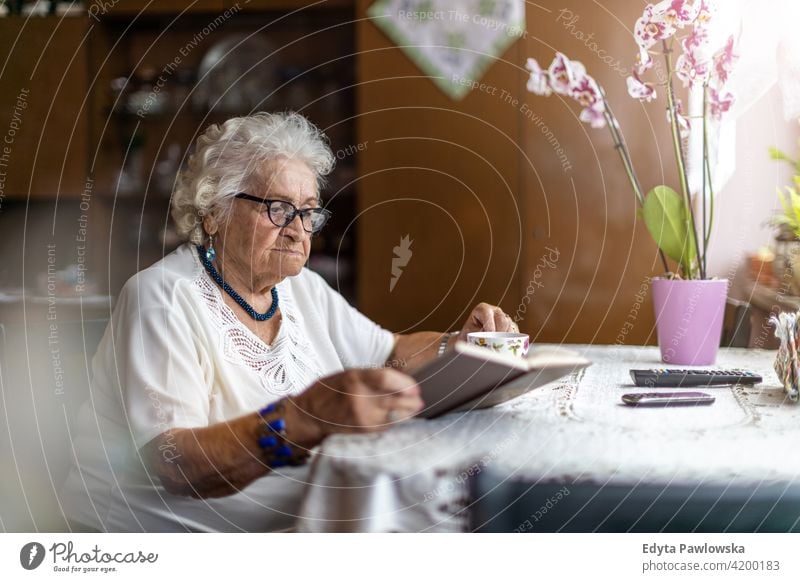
[{"x1": 95, "y1": 10, "x2": 359, "y2": 302}]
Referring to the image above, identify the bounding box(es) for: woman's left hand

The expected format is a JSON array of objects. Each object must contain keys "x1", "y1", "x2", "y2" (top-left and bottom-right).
[{"x1": 457, "y1": 302, "x2": 519, "y2": 341}]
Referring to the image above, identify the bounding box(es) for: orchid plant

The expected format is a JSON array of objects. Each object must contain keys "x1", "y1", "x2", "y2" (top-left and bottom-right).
[{"x1": 525, "y1": 0, "x2": 738, "y2": 279}]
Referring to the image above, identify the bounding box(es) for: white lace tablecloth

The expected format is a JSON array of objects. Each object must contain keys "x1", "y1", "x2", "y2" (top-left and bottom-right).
[{"x1": 296, "y1": 345, "x2": 799, "y2": 532}]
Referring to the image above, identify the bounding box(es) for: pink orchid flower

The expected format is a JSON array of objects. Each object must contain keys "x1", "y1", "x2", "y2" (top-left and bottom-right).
[
  {"x1": 635, "y1": 46, "x2": 654, "y2": 75},
  {"x1": 570, "y1": 74, "x2": 603, "y2": 109},
  {"x1": 712, "y1": 35, "x2": 737, "y2": 84},
  {"x1": 634, "y1": 0, "x2": 696, "y2": 51},
  {"x1": 682, "y1": 23, "x2": 708, "y2": 51},
  {"x1": 525, "y1": 58, "x2": 552, "y2": 96},
  {"x1": 675, "y1": 38, "x2": 710, "y2": 87},
  {"x1": 558, "y1": 54, "x2": 606, "y2": 115},
  {"x1": 694, "y1": 0, "x2": 715, "y2": 28},
  {"x1": 627, "y1": 71, "x2": 657, "y2": 102},
  {"x1": 709, "y1": 87, "x2": 734, "y2": 119},
  {"x1": 579, "y1": 106, "x2": 606, "y2": 128},
  {"x1": 667, "y1": 99, "x2": 691, "y2": 138},
  {"x1": 528, "y1": 53, "x2": 608, "y2": 128},
  {"x1": 634, "y1": 8, "x2": 675, "y2": 51},
  {"x1": 547, "y1": 52, "x2": 585, "y2": 95},
  {"x1": 652, "y1": 0, "x2": 698, "y2": 28}
]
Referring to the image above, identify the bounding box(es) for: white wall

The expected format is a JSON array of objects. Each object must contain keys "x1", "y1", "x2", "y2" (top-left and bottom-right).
[{"x1": 706, "y1": 85, "x2": 799, "y2": 286}]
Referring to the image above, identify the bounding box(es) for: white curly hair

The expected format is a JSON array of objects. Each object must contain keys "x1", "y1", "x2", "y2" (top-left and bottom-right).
[{"x1": 171, "y1": 111, "x2": 335, "y2": 244}]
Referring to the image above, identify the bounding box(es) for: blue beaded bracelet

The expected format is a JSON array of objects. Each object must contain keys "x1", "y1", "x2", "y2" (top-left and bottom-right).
[{"x1": 256, "y1": 401, "x2": 308, "y2": 468}]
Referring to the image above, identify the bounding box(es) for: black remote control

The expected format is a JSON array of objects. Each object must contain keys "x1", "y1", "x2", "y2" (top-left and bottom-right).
[{"x1": 630, "y1": 369, "x2": 762, "y2": 387}]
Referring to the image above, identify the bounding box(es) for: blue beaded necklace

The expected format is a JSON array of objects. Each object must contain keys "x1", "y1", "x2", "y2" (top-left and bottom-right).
[{"x1": 196, "y1": 244, "x2": 279, "y2": 322}]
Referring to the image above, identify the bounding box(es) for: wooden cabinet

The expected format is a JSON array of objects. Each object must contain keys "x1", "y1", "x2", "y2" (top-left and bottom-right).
[
  {"x1": 96, "y1": 0, "x2": 353, "y2": 17},
  {"x1": 86, "y1": 6, "x2": 359, "y2": 296},
  {"x1": 98, "y1": 0, "x2": 225, "y2": 16},
  {"x1": 354, "y1": 0, "x2": 524, "y2": 333},
  {"x1": 354, "y1": 0, "x2": 673, "y2": 343},
  {"x1": 520, "y1": 0, "x2": 674, "y2": 345},
  {"x1": 96, "y1": 1, "x2": 351, "y2": 17},
  {"x1": 229, "y1": 0, "x2": 352, "y2": 10},
  {"x1": 0, "y1": 6, "x2": 357, "y2": 299},
  {"x1": 0, "y1": 16, "x2": 89, "y2": 198}
]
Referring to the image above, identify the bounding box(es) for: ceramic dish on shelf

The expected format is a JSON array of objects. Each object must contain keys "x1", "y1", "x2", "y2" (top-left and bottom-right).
[{"x1": 193, "y1": 33, "x2": 276, "y2": 114}]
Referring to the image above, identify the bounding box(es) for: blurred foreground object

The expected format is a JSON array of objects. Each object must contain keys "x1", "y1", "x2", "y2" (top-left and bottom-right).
[{"x1": 771, "y1": 311, "x2": 800, "y2": 402}]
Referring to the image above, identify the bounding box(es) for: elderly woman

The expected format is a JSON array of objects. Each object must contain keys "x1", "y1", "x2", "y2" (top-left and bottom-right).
[{"x1": 61, "y1": 112, "x2": 519, "y2": 532}]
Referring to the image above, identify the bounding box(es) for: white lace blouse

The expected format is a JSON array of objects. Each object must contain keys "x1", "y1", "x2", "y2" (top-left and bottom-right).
[{"x1": 61, "y1": 244, "x2": 395, "y2": 532}]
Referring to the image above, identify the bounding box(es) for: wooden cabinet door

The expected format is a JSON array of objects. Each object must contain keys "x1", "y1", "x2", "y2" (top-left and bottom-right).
[
  {"x1": 0, "y1": 17, "x2": 90, "y2": 199},
  {"x1": 521, "y1": 0, "x2": 672, "y2": 344},
  {"x1": 353, "y1": 0, "x2": 668, "y2": 343},
  {"x1": 354, "y1": 0, "x2": 524, "y2": 332}
]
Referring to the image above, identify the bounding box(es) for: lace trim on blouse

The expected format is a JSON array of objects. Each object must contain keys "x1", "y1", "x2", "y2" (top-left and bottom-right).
[{"x1": 190, "y1": 251, "x2": 322, "y2": 396}]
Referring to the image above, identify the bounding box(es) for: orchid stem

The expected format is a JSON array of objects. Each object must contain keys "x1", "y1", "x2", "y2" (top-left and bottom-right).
[
  {"x1": 703, "y1": 88, "x2": 715, "y2": 256},
  {"x1": 701, "y1": 85, "x2": 707, "y2": 277},
  {"x1": 602, "y1": 101, "x2": 670, "y2": 274},
  {"x1": 602, "y1": 106, "x2": 643, "y2": 204},
  {"x1": 663, "y1": 39, "x2": 704, "y2": 279}
]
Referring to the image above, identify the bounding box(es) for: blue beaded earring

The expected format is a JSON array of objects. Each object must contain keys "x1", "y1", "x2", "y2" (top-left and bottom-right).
[{"x1": 205, "y1": 234, "x2": 217, "y2": 262}]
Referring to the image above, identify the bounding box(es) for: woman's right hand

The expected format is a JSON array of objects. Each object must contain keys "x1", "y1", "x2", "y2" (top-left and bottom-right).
[{"x1": 284, "y1": 368, "x2": 424, "y2": 447}]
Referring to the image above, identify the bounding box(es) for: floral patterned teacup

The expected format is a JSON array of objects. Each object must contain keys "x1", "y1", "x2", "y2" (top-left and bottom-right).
[{"x1": 467, "y1": 332, "x2": 530, "y2": 358}]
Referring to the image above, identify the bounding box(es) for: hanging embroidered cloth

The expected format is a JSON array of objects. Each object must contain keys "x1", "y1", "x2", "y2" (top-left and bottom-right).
[{"x1": 367, "y1": 0, "x2": 526, "y2": 100}]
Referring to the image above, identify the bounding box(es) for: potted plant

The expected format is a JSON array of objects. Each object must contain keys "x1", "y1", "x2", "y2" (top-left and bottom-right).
[
  {"x1": 525, "y1": 0, "x2": 737, "y2": 364},
  {"x1": 768, "y1": 145, "x2": 800, "y2": 290}
]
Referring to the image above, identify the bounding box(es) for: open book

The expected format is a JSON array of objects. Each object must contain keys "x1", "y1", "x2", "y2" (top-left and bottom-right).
[{"x1": 410, "y1": 342, "x2": 592, "y2": 418}]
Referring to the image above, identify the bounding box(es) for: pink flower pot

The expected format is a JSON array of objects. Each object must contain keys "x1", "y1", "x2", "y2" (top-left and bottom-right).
[{"x1": 652, "y1": 278, "x2": 729, "y2": 365}]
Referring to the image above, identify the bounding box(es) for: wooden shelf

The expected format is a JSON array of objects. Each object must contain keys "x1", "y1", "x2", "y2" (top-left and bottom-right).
[
  {"x1": 742, "y1": 277, "x2": 800, "y2": 313},
  {"x1": 231, "y1": 0, "x2": 354, "y2": 11},
  {"x1": 90, "y1": 5, "x2": 358, "y2": 299},
  {"x1": 100, "y1": 0, "x2": 225, "y2": 16},
  {"x1": 0, "y1": 5, "x2": 358, "y2": 303},
  {"x1": 739, "y1": 276, "x2": 800, "y2": 349},
  {"x1": 98, "y1": 0, "x2": 353, "y2": 17}
]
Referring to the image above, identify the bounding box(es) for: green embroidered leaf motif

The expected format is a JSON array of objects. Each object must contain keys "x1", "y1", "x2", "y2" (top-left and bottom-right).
[
  {"x1": 642, "y1": 185, "x2": 696, "y2": 271},
  {"x1": 478, "y1": 0, "x2": 498, "y2": 16},
  {"x1": 446, "y1": 32, "x2": 466, "y2": 49}
]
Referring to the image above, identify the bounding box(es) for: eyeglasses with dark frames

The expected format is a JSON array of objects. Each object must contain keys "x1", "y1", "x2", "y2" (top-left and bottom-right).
[{"x1": 234, "y1": 192, "x2": 332, "y2": 234}]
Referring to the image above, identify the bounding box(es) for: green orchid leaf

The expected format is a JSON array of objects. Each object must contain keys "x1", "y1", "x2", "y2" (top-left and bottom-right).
[{"x1": 642, "y1": 185, "x2": 696, "y2": 272}]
